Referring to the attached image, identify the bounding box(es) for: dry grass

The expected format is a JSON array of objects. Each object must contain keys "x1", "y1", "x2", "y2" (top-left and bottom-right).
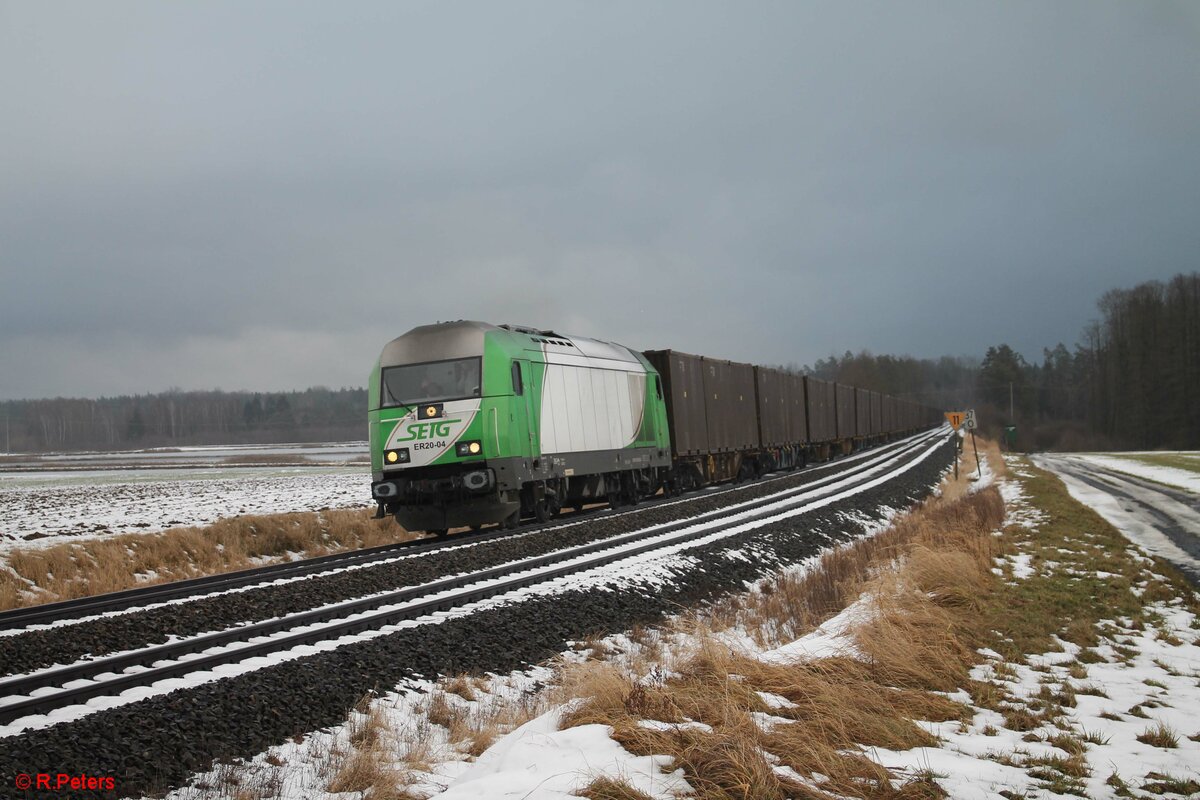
[
  {"x1": 419, "y1": 678, "x2": 548, "y2": 761},
  {"x1": 0, "y1": 508, "x2": 414, "y2": 610},
  {"x1": 700, "y1": 477, "x2": 1005, "y2": 650},
  {"x1": 573, "y1": 782, "x2": 652, "y2": 800},
  {"x1": 221, "y1": 453, "x2": 316, "y2": 465},
  {"x1": 576, "y1": 776, "x2": 656, "y2": 800},
  {"x1": 1121, "y1": 453, "x2": 1200, "y2": 475},
  {"x1": 852, "y1": 573, "x2": 979, "y2": 694},
  {"x1": 560, "y1": 644, "x2": 965, "y2": 799},
  {"x1": 941, "y1": 435, "x2": 1006, "y2": 502},
  {"x1": 326, "y1": 749, "x2": 410, "y2": 797},
  {"x1": 185, "y1": 694, "x2": 420, "y2": 800},
  {"x1": 207, "y1": 438, "x2": 1199, "y2": 799},
  {"x1": 555, "y1": 456, "x2": 1007, "y2": 800},
  {"x1": 444, "y1": 674, "x2": 477, "y2": 701},
  {"x1": 319, "y1": 694, "x2": 423, "y2": 800},
  {"x1": 1136, "y1": 722, "x2": 1180, "y2": 749},
  {"x1": 209, "y1": 439, "x2": 1199, "y2": 799}
]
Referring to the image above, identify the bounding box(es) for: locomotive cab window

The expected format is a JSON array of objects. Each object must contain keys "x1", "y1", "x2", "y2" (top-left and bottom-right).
[
  {"x1": 382, "y1": 357, "x2": 481, "y2": 407},
  {"x1": 511, "y1": 362, "x2": 523, "y2": 395}
]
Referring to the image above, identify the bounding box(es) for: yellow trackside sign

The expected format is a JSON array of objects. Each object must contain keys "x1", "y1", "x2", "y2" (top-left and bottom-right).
[{"x1": 945, "y1": 411, "x2": 966, "y2": 430}]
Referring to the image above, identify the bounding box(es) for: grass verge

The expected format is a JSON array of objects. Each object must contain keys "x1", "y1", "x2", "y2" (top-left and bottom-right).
[
  {"x1": 170, "y1": 437, "x2": 1200, "y2": 798},
  {"x1": 557, "y1": 469, "x2": 1005, "y2": 799},
  {"x1": 1119, "y1": 453, "x2": 1200, "y2": 475},
  {"x1": 552, "y1": 443, "x2": 1199, "y2": 799},
  {"x1": 0, "y1": 508, "x2": 413, "y2": 610}
]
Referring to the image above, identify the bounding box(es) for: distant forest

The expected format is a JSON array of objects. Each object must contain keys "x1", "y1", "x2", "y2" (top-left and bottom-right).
[
  {"x1": 807, "y1": 272, "x2": 1199, "y2": 451},
  {"x1": 0, "y1": 387, "x2": 366, "y2": 453},
  {"x1": 3, "y1": 273, "x2": 1195, "y2": 454}
]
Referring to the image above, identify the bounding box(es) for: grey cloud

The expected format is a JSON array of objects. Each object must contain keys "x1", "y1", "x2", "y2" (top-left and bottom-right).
[{"x1": 1, "y1": 1, "x2": 1197, "y2": 398}]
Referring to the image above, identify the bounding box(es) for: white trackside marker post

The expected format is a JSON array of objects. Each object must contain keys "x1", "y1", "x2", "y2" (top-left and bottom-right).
[{"x1": 964, "y1": 408, "x2": 981, "y2": 480}]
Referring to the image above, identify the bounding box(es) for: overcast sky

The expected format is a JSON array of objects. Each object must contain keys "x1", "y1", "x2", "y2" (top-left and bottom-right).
[{"x1": 1, "y1": 1, "x2": 1197, "y2": 399}]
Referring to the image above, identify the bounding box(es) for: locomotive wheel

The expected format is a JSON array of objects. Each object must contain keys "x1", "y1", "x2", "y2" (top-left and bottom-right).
[
  {"x1": 502, "y1": 510, "x2": 520, "y2": 530},
  {"x1": 427, "y1": 528, "x2": 448, "y2": 538},
  {"x1": 534, "y1": 498, "x2": 552, "y2": 523}
]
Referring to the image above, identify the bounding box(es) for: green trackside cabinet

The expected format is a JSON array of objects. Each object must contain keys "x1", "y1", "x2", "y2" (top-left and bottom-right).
[{"x1": 368, "y1": 321, "x2": 672, "y2": 534}]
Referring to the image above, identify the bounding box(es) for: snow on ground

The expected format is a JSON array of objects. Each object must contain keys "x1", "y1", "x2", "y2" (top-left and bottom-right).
[
  {"x1": 756, "y1": 593, "x2": 870, "y2": 663},
  {"x1": 435, "y1": 709, "x2": 692, "y2": 800},
  {"x1": 999, "y1": 465, "x2": 1049, "y2": 530},
  {"x1": 875, "y1": 457, "x2": 1200, "y2": 799},
  {"x1": 153, "y1": 443, "x2": 1200, "y2": 799},
  {"x1": 1068, "y1": 453, "x2": 1200, "y2": 495},
  {"x1": 161, "y1": 668, "x2": 693, "y2": 800},
  {"x1": 0, "y1": 465, "x2": 370, "y2": 551},
  {"x1": 507, "y1": 453, "x2": 1199, "y2": 799},
  {"x1": 969, "y1": 455, "x2": 994, "y2": 492},
  {"x1": 871, "y1": 605, "x2": 1200, "y2": 799},
  {"x1": 0, "y1": 441, "x2": 369, "y2": 470},
  {"x1": 146, "y1": 441, "x2": 947, "y2": 800},
  {"x1": 1032, "y1": 454, "x2": 1200, "y2": 581},
  {"x1": 8, "y1": 437, "x2": 944, "y2": 739}
]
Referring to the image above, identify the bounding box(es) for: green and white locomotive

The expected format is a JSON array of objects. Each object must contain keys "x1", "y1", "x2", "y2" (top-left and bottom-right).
[{"x1": 369, "y1": 321, "x2": 672, "y2": 534}]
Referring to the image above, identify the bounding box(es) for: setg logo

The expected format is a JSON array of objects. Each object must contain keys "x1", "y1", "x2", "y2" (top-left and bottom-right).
[{"x1": 395, "y1": 419, "x2": 462, "y2": 442}]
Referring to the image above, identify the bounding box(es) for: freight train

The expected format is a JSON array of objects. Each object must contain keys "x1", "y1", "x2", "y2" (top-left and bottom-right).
[{"x1": 368, "y1": 321, "x2": 941, "y2": 534}]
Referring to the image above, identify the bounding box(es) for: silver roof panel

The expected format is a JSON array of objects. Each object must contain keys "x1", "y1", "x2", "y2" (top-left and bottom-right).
[{"x1": 378, "y1": 320, "x2": 498, "y2": 368}]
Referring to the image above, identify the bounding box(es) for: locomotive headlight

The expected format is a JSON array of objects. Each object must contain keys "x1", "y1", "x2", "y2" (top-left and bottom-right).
[
  {"x1": 455, "y1": 440, "x2": 483, "y2": 457},
  {"x1": 384, "y1": 448, "x2": 409, "y2": 464}
]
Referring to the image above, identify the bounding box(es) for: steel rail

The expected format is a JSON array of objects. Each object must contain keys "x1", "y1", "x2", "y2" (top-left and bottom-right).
[
  {"x1": 0, "y1": 434, "x2": 925, "y2": 631},
  {"x1": 0, "y1": 432, "x2": 945, "y2": 729}
]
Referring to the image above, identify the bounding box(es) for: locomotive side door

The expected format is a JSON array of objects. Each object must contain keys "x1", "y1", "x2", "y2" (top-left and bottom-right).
[
  {"x1": 510, "y1": 361, "x2": 529, "y2": 458},
  {"x1": 518, "y1": 360, "x2": 541, "y2": 461}
]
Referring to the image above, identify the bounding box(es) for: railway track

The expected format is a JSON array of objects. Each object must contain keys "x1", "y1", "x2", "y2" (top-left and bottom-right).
[
  {"x1": 0, "y1": 428, "x2": 946, "y2": 737},
  {"x1": 0, "y1": 433, "x2": 913, "y2": 635},
  {"x1": 0, "y1": 438, "x2": 942, "y2": 681}
]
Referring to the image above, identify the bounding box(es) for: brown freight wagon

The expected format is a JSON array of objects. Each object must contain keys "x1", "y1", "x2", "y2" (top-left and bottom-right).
[
  {"x1": 643, "y1": 350, "x2": 708, "y2": 456},
  {"x1": 882, "y1": 395, "x2": 896, "y2": 435},
  {"x1": 869, "y1": 391, "x2": 883, "y2": 436},
  {"x1": 785, "y1": 372, "x2": 808, "y2": 445},
  {"x1": 702, "y1": 357, "x2": 759, "y2": 453},
  {"x1": 805, "y1": 376, "x2": 837, "y2": 443},
  {"x1": 855, "y1": 388, "x2": 870, "y2": 439},
  {"x1": 755, "y1": 367, "x2": 808, "y2": 469},
  {"x1": 835, "y1": 383, "x2": 856, "y2": 441},
  {"x1": 755, "y1": 367, "x2": 807, "y2": 446},
  {"x1": 644, "y1": 350, "x2": 760, "y2": 485}
]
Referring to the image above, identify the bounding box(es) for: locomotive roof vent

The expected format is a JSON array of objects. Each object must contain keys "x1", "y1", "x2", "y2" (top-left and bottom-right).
[
  {"x1": 499, "y1": 324, "x2": 540, "y2": 335},
  {"x1": 500, "y1": 324, "x2": 576, "y2": 347}
]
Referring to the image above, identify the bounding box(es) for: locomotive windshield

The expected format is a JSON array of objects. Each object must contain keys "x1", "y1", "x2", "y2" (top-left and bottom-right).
[{"x1": 382, "y1": 357, "x2": 482, "y2": 407}]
